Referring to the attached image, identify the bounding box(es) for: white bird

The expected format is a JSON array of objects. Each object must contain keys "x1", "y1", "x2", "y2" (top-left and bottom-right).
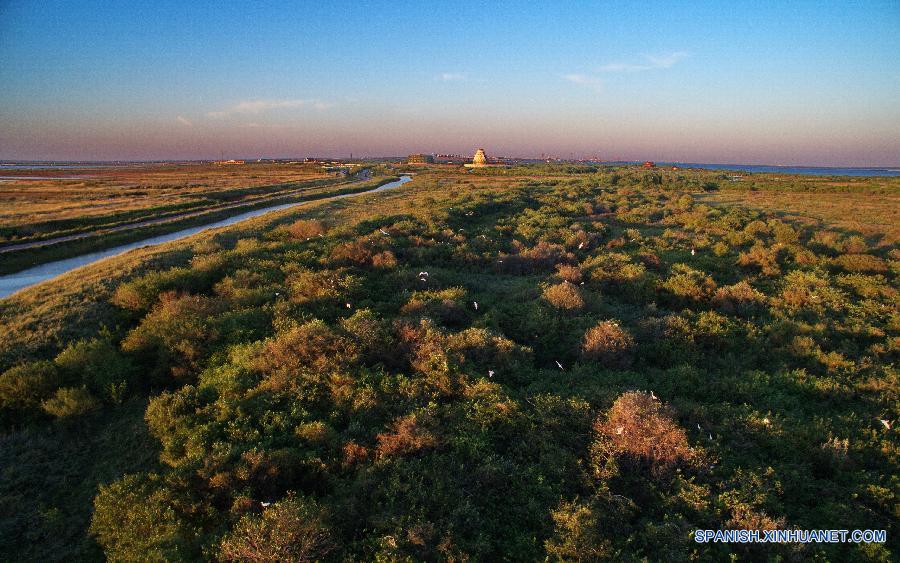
[
  {"x1": 419, "y1": 271, "x2": 429, "y2": 277},
  {"x1": 616, "y1": 426, "x2": 624, "y2": 435},
  {"x1": 473, "y1": 301, "x2": 478, "y2": 310},
  {"x1": 555, "y1": 360, "x2": 564, "y2": 370},
  {"x1": 260, "y1": 502, "x2": 271, "y2": 507},
  {"x1": 709, "y1": 433, "x2": 713, "y2": 440},
  {"x1": 488, "y1": 370, "x2": 495, "y2": 378},
  {"x1": 346, "y1": 303, "x2": 352, "y2": 309},
  {"x1": 879, "y1": 419, "x2": 891, "y2": 430},
  {"x1": 650, "y1": 391, "x2": 657, "y2": 400},
  {"x1": 762, "y1": 417, "x2": 770, "y2": 425},
  {"x1": 691, "y1": 248, "x2": 696, "y2": 256},
  {"x1": 697, "y1": 423, "x2": 702, "y2": 430},
  {"x1": 275, "y1": 292, "x2": 280, "y2": 297},
  {"x1": 379, "y1": 228, "x2": 390, "y2": 236},
  {"x1": 578, "y1": 241, "x2": 585, "y2": 249}
]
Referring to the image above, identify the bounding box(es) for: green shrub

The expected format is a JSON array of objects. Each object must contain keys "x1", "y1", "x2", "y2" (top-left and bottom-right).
[
  {"x1": 121, "y1": 292, "x2": 225, "y2": 381},
  {"x1": 54, "y1": 336, "x2": 136, "y2": 400},
  {"x1": 91, "y1": 473, "x2": 200, "y2": 561},
  {"x1": 0, "y1": 360, "x2": 60, "y2": 424},
  {"x1": 41, "y1": 387, "x2": 101, "y2": 418},
  {"x1": 218, "y1": 493, "x2": 332, "y2": 562}
]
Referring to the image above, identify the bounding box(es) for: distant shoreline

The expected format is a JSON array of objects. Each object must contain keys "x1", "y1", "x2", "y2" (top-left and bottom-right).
[{"x1": 2, "y1": 160, "x2": 898, "y2": 177}]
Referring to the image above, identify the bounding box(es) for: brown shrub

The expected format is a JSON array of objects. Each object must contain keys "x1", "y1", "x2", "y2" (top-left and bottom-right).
[
  {"x1": 499, "y1": 242, "x2": 574, "y2": 274},
  {"x1": 342, "y1": 441, "x2": 370, "y2": 467},
  {"x1": 329, "y1": 240, "x2": 375, "y2": 266},
  {"x1": 581, "y1": 321, "x2": 634, "y2": 368},
  {"x1": 843, "y1": 235, "x2": 868, "y2": 254},
  {"x1": 738, "y1": 243, "x2": 781, "y2": 276},
  {"x1": 254, "y1": 320, "x2": 358, "y2": 376},
  {"x1": 832, "y1": 253, "x2": 888, "y2": 273},
  {"x1": 371, "y1": 250, "x2": 398, "y2": 268},
  {"x1": 593, "y1": 391, "x2": 695, "y2": 476},
  {"x1": 542, "y1": 282, "x2": 585, "y2": 311},
  {"x1": 287, "y1": 219, "x2": 327, "y2": 240},
  {"x1": 376, "y1": 413, "x2": 438, "y2": 458},
  {"x1": 286, "y1": 269, "x2": 356, "y2": 304},
  {"x1": 714, "y1": 281, "x2": 767, "y2": 316},
  {"x1": 555, "y1": 264, "x2": 583, "y2": 284}
]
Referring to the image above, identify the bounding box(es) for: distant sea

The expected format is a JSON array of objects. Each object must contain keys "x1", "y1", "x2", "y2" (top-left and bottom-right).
[
  {"x1": 604, "y1": 162, "x2": 900, "y2": 177},
  {"x1": 2, "y1": 161, "x2": 899, "y2": 177}
]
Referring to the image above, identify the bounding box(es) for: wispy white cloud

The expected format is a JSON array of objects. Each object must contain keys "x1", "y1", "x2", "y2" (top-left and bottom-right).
[
  {"x1": 207, "y1": 98, "x2": 333, "y2": 118},
  {"x1": 563, "y1": 73, "x2": 604, "y2": 92},
  {"x1": 437, "y1": 72, "x2": 467, "y2": 82},
  {"x1": 176, "y1": 115, "x2": 193, "y2": 126},
  {"x1": 598, "y1": 51, "x2": 689, "y2": 72}
]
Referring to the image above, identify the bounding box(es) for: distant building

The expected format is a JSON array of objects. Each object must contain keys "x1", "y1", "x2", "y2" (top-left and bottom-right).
[
  {"x1": 407, "y1": 154, "x2": 435, "y2": 164},
  {"x1": 464, "y1": 148, "x2": 490, "y2": 168},
  {"x1": 214, "y1": 159, "x2": 245, "y2": 165},
  {"x1": 642, "y1": 161, "x2": 655, "y2": 168}
]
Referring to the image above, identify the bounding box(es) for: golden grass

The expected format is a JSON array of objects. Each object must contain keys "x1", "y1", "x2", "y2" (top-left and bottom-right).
[
  {"x1": 0, "y1": 163, "x2": 333, "y2": 235},
  {"x1": 700, "y1": 189, "x2": 900, "y2": 245}
]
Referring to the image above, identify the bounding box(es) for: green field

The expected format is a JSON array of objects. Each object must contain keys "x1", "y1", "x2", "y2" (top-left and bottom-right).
[{"x1": 1, "y1": 165, "x2": 897, "y2": 561}]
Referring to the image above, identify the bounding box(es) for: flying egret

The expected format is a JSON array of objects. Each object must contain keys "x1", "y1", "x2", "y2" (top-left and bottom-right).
[
  {"x1": 488, "y1": 370, "x2": 495, "y2": 378},
  {"x1": 879, "y1": 419, "x2": 892, "y2": 430},
  {"x1": 379, "y1": 228, "x2": 390, "y2": 236},
  {"x1": 555, "y1": 360, "x2": 564, "y2": 370},
  {"x1": 346, "y1": 303, "x2": 352, "y2": 309}
]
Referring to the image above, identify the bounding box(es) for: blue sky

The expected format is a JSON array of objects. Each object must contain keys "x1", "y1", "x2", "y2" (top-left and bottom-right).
[{"x1": 1, "y1": 0, "x2": 898, "y2": 164}]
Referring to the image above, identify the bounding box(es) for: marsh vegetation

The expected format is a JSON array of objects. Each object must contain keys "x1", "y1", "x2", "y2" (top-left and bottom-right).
[{"x1": 0, "y1": 164, "x2": 897, "y2": 560}]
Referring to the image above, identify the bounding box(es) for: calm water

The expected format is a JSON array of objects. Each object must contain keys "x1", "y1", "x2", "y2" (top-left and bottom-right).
[
  {"x1": 631, "y1": 162, "x2": 900, "y2": 177},
  {"x1": 0, "y1": 175, "x2": 412, "y2": 299}
]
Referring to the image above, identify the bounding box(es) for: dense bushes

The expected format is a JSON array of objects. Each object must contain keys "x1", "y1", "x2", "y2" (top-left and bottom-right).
[{"x1": 5, "y1": 166, "x2": 898, "y2": 561}]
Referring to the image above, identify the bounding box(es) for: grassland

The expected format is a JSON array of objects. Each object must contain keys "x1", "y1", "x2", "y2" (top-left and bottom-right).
[
  {"x1": 0, "y1": 165, "x2": 897, "y2": 561},
  {"x1": 0, "y1": 163, "x2": 401, "y2": 275},
  {"x1": 0, "y1": 162, "x2": 336, "y2": 243}
]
